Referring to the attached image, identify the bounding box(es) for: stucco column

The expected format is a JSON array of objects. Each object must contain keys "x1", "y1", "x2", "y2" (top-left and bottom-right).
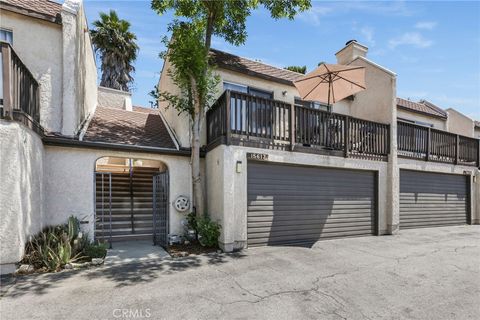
[
  {"x1": 61, "y1": 0, "x2": 81, "y2": 136},
  {"x1": 387, "y1": 76, "x2": 400, "y2": 234},
  {"x1": 474, "y1": 171, "x2": 480, "y2": 225}
]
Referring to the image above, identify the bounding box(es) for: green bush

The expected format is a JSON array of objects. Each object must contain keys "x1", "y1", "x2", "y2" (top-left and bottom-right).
[
  {"x1": 84, "y1": 242, "x2": 108, "y2": 259},
  {"x1": 196, "y1": 216, "x2": 221, "y2": 248},
  {"x1": 22, "y1": 216, "x2": 89, "y2": 271}
]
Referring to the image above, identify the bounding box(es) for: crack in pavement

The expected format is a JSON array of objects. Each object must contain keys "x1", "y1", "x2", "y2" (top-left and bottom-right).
[{"x1": 210, "y1": 270, "x2": 351, "y2": 310}]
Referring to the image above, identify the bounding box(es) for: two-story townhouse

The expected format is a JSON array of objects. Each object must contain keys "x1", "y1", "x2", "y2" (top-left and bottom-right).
[
  {"x1": 159, "y1": 40, "x2": 479, "y2": 251},
  {"x1": 1, "y1": 0, "x2": 479, "y2": 274},
  {"x1": 0, "y1": 0, "x2": 192, "y2": 274}
]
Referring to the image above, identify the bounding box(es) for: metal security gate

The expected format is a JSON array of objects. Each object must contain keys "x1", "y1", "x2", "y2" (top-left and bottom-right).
[
  {"x1": 400, "y1": 170, "x2": 469, "y2": 229},
  {"x1": 153, "y1": 171, "x2": 169, "y2": 248},
  {"x1": 94, "y1": 172, "x2": 113, "y2": 246},
  {"x1": 95, "y1": 165, "x2": 168, "y2": 244},
  {"x1": 247, "y1": 162, "x2": 377, "y2": 247}
]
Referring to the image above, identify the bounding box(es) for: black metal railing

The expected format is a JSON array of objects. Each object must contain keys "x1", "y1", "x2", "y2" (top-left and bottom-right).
[
  {"x1": 207, "y1": 90, "x2": 391, "y2": 160},
  {"x1": 397, "y1": 121, "x2": 479, "y2": 167},
  {"x1": 1, "y1": 41, "x2": 41, "y2": 128}
]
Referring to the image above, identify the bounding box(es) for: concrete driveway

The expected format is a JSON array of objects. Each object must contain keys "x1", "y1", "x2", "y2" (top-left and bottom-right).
[{"x1": 1, "y1": 225, "x2": 479, "y2": 320}]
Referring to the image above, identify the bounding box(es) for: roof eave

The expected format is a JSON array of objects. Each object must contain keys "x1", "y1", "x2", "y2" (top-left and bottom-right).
[
  {"x1": 0, "y1": 2, "x2": 62, "y2": 24},
  {"x1": 215, "y1": 63, "x2": 295, "y2": 87},
  {"x1": 397, "y1": 105, "x2": 448, "y2": 120}
]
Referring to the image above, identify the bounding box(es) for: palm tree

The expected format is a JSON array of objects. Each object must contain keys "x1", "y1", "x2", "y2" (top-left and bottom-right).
[{"x1": 90, "y1": 10, "x2": 139, "y2": 91}]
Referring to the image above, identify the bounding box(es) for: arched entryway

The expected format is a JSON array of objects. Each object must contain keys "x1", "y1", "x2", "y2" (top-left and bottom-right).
[{"x1": 94, "y1": 157, "x2": 169, "y2": 248}]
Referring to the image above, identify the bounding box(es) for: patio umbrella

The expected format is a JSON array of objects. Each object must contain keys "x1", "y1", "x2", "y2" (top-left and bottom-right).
[{"x1": 293, "y1": 64, "x2": 366, "y2": 106}]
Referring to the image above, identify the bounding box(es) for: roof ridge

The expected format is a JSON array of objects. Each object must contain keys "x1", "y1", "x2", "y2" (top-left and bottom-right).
[
  {"x1": 210, "y1": 48, "x2": 305, "y2": 76},
  {"x1": 98, "y1": 106, "x2": 159, "y2": 115},
  {"x1": 419, "y1": 99, "x2": 447, "y2": 116}
]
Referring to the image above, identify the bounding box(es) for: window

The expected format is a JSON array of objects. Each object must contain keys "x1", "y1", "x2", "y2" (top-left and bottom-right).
[
  {"x1": 398, "y1": 117, "x2": 434, "y2": 128},
  {"x1": 295, "y1": 97, "x2": 330, "y2": 112},
  {"x1": 0, "y1": 29, "x2": 13, "y2": 44},
  {"x1": 223, "y1": 81, "x2": 248, "y2": 93},
  {"x1": 248, "y1": 87, "x2": 273, "y2": 100},
  {"x1": 223, "y1": 82, "x2": 274, "y2": 134}
]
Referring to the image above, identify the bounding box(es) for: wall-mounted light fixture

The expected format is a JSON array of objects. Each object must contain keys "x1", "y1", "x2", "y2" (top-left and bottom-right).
[
  {"x1": 282, "y1": 90, "x2": 288, "y2": 97},
  {"x1": 236, "y1": 161, "x2": 242, "y2": 173}
]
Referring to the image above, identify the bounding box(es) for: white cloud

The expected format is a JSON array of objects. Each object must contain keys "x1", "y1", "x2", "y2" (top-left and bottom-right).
[
  {"x1": 415, "y1": 21, "x2": 437, "y2": 30},
  {"x1": 298, "y1": 6, "x2": 333, "y2": 26},
  {"x1": 360, "y1": 26, "x2": 375, "y2": 46},
  {"x1": 388, "y1": 32, "x2": 433, "y2": 49}
]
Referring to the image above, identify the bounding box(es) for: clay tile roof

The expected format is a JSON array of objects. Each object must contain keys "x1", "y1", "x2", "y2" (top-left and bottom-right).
[
  {"x1": 210, "y1": 48, "x2": 304, "y2": 86},
  {"x1": 0, "y1": 0, "x2": 63, "y2": 24},
  {"x1": 83, "y1": 107, "x2": 176, "y2": 149},
  {"x1": 397, "y1": 97, "x2": 448, "y2": 119}
]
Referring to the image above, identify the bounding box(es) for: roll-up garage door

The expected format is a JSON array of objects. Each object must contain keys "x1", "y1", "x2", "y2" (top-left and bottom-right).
[
  {"x1": 400, "y1": 170, "x2": 469, "y2": 229},
  {"x1": 247, "y1": 162, "x2": 377, "y2": 247}
]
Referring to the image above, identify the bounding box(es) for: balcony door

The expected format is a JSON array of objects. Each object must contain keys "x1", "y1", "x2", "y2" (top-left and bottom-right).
[{"x1": 223, "y1": 81, "x2": 273, "y2": 136}]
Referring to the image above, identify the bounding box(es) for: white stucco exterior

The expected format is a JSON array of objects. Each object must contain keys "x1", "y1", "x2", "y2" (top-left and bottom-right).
[
  {"x1": 0, "y1": 0, "x2": 97, "y2": 136},
  {"x1": 0, "y1": 10, "x2": 63, "y2": 132},
  {"x1": 446, "y1": 108, "x2": 475, "y2": 138},
  {"x1": 0, "y1": 121, "x2": 45, "y2": 273},
  {"x1": 207, "y1": 145, "x2": 390, "y2": 251},
  {"x1": 44, "y1": 146, "x2": 193, "y2": 239}
]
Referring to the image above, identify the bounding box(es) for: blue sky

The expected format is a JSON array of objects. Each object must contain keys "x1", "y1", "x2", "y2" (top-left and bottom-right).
[{"x1": 84, "y1": 1, "x2": 480, "y2": 120}]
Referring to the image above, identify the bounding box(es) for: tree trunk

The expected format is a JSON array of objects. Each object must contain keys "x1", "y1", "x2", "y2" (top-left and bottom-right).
[{"x1": 190, "y1": 76, "x2": 205, "y2": 217}]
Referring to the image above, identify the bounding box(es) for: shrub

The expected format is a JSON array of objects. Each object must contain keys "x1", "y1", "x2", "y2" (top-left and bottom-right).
[
  {"x1": 22, "y1": 216, "x2": 88, "y2": 271},
  {"x1": 196, "y1": 216, "x2": 221, "y2": 248},
  {"x1": 84, "y1": 242, "x2": 108, "y2": 259}
]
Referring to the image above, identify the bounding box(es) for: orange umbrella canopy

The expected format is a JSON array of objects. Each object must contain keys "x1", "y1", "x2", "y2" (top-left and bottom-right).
[{"x1": 294, "y1": 64, "x2": 366, "y2": 105}]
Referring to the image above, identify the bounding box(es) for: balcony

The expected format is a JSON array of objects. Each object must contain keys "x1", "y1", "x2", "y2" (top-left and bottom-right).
[
  {"x1": 398, "y1": 121, "x2": 479, "y2": 167},
  {"x1": 207, "y1": 90, "x2": 390, "y2": 161},
  {"x1": 1, "y1": 41, "x2": 42, "y2": 134}
]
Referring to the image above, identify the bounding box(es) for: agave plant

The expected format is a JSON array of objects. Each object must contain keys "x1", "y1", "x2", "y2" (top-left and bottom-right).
[{"x1": 23, "y1": 216, "x2": 89, "y2": 271}]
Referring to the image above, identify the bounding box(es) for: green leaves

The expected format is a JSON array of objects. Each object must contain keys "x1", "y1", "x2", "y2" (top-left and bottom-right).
[
  {"x1": 151, "y1": 0, "x2": 311, "y2": 47},
  {"x1": 90, "y1": 10, "x2": 139, "y2": 91},
  {"x1": 285, "y1": 65, "x2": 307, "y2": 74}
]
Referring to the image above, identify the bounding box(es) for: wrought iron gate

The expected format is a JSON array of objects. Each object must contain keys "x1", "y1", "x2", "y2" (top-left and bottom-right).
[
  {"x1": 153, "y1": 171, "x2": 169, "y2": 248},
  {"x1": 94, "y1": 172, "x2": 113, "y2": 247}
]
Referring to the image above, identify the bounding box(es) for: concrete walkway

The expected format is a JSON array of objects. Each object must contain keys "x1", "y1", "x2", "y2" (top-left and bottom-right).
[
  {"x1": 1, "y1": 225, "x2": 479, "y2": 320},
  {"x1": 104, "y1": 240, "x2": 170, "y2": 266}
]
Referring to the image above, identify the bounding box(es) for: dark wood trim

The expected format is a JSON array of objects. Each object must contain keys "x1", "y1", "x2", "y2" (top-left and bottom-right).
[
  {"x1": 225, "y1": 90, "x2": 231, "y2": 145},
  {"x1": 1, "y1": 42, "x2": 12, "y2": 119},
  {"x1": 42, "y1": 137, "x2": 199, "y2": 157}
]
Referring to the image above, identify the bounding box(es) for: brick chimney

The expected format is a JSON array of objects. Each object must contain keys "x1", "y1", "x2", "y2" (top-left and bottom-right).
[{"x1": 335, "y1": 40, "x2": 368, "y2": 64}]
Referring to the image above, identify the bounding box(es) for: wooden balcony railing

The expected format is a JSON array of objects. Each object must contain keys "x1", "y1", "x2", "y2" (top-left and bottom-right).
[
  {"x1": 397, "y1": 121, "x2": 479, "y2": 167},
  {"x1": 207, "y1": 90, "x2": 391, "y2": 161},
  {"x1": 1, "y1": 41, "x2": 41, "y2": 132}
]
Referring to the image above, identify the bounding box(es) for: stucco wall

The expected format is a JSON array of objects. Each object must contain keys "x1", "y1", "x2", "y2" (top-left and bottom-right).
[
  {"x1": 345, "y1": 58, "x2": 395, "y2": 124},
  {"x1": 0, "y1": 11, "x2": 63, "y2": 132},
  {"x1": 158, "y1": 58, "x2": 191, "y2": 147},
  {"x1": 397, "y1": 108, "x2": 447, "y2": 130},
  {"x1": 474, "y1": 127, "x2": 480, "y2": 139},
  {"x1": 446, "y1": 108, "x2": 475, "y2": 137},
  {"x1": 97, "y1": 86, "x2": 132, "y2": 110},
  {"x1": 61, "y1": 0, "x2": 98, "y2": 136},
  {"x1": 207, "y1": 145, "x2": 390, "y2": 251},
  {"x1": 0, "y1": 121, "x2": 44, "y2": 271},
  {"x1": 44, "y1": 146, "x2": 193, "y2": 239}
]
